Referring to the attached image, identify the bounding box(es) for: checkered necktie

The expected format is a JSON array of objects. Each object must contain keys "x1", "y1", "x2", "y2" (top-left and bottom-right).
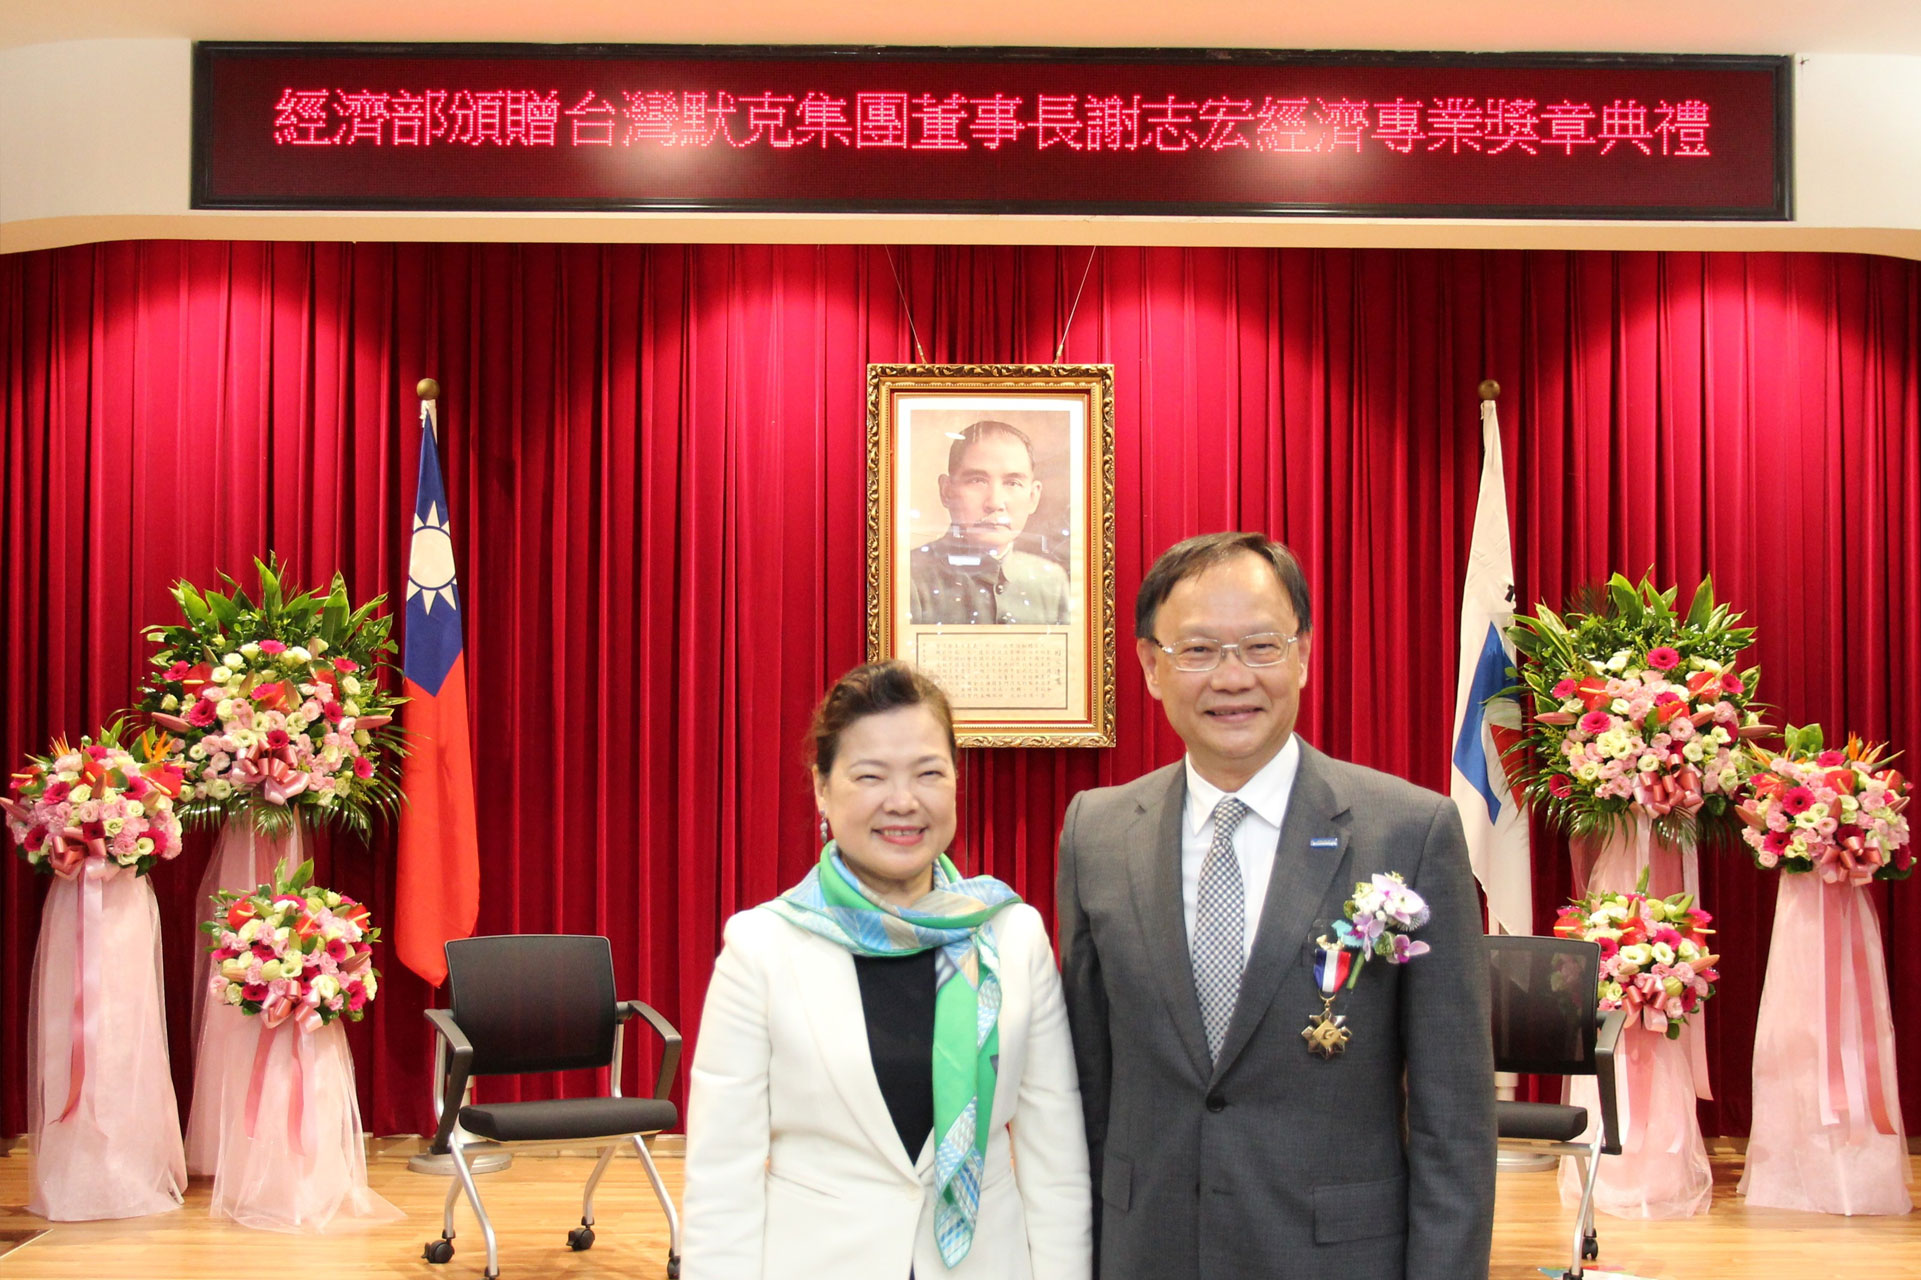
[{"x1": 1191, "y1": 796, "x2": 1250, "y2": 1063}]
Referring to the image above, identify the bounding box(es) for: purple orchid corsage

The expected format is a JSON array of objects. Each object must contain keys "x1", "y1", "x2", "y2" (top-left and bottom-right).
[{"x1": 1320, "y1": 872, "x2": 1432, "y2": 985}]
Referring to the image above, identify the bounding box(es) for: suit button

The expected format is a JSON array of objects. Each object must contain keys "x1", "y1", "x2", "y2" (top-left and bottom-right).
[{"x1": 1206, "y1": 1093, "x2": 1226, "y2": 1113}]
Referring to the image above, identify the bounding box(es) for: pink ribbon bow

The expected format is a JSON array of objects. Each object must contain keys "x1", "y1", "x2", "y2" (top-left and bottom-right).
[{"x1": 233, "y1": 750, "x2": 310, "y2": 805}]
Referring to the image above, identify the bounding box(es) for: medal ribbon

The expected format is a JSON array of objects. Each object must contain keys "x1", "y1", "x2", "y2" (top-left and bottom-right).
[{"x1": 1313, "y1": 943, "x2": 1353, "y2": 996}]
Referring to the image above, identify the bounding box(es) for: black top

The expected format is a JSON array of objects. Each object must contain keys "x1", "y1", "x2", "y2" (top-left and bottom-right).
[{"x1": 852, "y1": 949, "x2": 937, "y2": 1163}]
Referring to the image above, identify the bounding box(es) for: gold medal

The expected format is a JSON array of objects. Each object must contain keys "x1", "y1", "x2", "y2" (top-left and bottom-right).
[{"x1": 1302, "y1": 995, "x2": 1351, "y2": 1058}]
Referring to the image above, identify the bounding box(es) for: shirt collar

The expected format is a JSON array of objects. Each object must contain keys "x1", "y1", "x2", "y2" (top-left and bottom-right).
[{"x1": 1183, "y1": 734, "x2": 1301, "y2": 835}]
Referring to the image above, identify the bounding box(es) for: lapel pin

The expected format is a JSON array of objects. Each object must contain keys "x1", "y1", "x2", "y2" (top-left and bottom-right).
[{"x1": 1310, "y1": 836, "x2": 1340, "y2": 849}]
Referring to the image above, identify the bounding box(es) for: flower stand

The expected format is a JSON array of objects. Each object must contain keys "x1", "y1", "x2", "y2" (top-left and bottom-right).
[
  {"x1": 185, "y1": 813, "x2": 307, "y2": 1175},
  {"x1": 27, "y1": 862, "x2": 186, "y2": 1219},
  {"x1": 1561, "y1": 818, "x2": 1713, "y2": 1219},
  {"x1": 1738, "y1": 872, "x2": 1910, "y2": 1213}
]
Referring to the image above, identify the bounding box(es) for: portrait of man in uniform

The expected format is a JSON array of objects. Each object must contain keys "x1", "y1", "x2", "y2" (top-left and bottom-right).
[{"x1": 908, "y1": 419, "x2": 1071, "y2": 626}]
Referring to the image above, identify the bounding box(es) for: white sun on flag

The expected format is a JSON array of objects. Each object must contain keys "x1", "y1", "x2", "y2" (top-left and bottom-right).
[{"x1": 407, "y1": 502, "x2": 459, "y2": 614}]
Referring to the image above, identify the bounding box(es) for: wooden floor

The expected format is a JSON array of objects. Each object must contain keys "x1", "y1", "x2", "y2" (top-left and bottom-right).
[{"x1": 1, "y1": 1147, "x2": 1916, "y2": 1278}]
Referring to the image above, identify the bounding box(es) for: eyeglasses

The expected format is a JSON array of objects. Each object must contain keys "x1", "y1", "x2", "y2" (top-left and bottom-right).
[{"x1": 1148, "y1": 632, "x2": 1302, "y2": 672}]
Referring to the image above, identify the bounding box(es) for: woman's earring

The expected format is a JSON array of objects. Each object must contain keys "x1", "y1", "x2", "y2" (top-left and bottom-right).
[{"x1": 818, "y1": 813, "x2": 831, "y2": 844}]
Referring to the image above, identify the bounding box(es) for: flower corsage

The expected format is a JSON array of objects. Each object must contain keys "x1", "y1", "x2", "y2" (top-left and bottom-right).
[{"x1": 1305, "y1": 872, "x2": 1431, "y2": 1058}]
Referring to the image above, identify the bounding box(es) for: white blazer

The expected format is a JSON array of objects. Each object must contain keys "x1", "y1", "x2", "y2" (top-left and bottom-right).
[{"x1": 682, "y1": 901, "x2": 1092, "y2": 1280}]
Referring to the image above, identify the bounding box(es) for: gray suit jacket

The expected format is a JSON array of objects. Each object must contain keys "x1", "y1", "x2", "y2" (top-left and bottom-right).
[{"x1": 1056, "y1": 742, "x2": 1495, "y2": 1280}]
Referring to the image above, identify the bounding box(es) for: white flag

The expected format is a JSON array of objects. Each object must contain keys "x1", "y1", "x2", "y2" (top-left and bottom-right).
[{"x1": 1449, "y1": 399, "x2": 1532, "y2": 936}]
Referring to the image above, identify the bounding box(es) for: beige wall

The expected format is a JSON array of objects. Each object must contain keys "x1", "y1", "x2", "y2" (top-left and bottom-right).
[{"x1": 5, "y1": 40, "x2": 1920, "y2": 259}]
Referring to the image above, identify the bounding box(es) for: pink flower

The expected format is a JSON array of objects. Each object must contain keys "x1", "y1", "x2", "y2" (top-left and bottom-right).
[
  {"x1": 1547, "y1": 774, "x2": 1575, "y2": 799},
  {"x1": 333, "y1": 658, "x2": 360, "y2": 673},
  {"x1": 1816, "y1": 750, "x2": 1845, "y2": 768},
  {"x1": 186, "y1": 698, "x2": 218, "y2": 727},
  {"x1": 258, "y1": 639, "x2": 287, "y2": 655},
  {"x1": 164, "y1": 660, "x2": 192, "y2": 681},
  {"x1": 1578, "y1": 710, "x2": 1614, "y2": 735},
  {"x1": 265, "y1": 728, "x2": 291, "y2": 752},
  {"x1": 345, "y1": 982, "x2": 369, "y2": 1012},
  {"x1": 1780, "y1": 786, "x2": 1816, "y2": 816},
  {"x1": 353, "y1": 755, "x2": 374, "y2": 779},
  {"x1": 325, "y1": 937, "x2": 351, "y2": 961},
  {"x1": 1721, "y1": 672, "x2": 1745, "y2": 694},
  {"x1": 322, "y1": 701, "x2": 345, "y2": 724},
  {"x1": 1552, "y1": 678, "x2": 1578, "y2": 699},
  {"x1": 242, "y1": 982, "x2": 269, "y2": 1003},
  {"x1": 1646, "y1": 647, "x2": 1681, "y2": 670},
  {"x1": 44, "y1": 780, "x2": 71, "y2": 804}
]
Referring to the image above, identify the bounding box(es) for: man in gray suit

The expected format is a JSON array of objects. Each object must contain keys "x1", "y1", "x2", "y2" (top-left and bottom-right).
[{"x1": 1056, "y1": 531, "x2": 1495, "y2": 1280}]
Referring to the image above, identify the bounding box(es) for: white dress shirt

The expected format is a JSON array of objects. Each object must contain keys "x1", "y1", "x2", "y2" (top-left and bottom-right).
[{"x1": 1180, "y1": 734, "x2": 1302, "y2": 963}]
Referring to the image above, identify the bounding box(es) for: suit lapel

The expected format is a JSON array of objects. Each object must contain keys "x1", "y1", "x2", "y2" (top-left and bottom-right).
[
  {"x1": 788, "y1": 928, "x2": 921, "y2": 1182},
  {"x1": 1123, "y1": 765, "x2": 1213, "y2": 1081},
  {"x1": 1211, "y1": 742, "x2": 1352, "y2": 1081}
]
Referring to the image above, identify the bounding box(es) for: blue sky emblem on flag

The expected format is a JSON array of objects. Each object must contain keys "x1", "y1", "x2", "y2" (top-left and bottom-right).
[{"x1": 404, "y1": 409, "x2": 463, "y2": 696}]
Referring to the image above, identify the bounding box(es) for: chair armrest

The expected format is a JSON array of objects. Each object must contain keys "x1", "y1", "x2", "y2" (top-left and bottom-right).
[
  {"x1": 617, "y1": 999, "x2": 684, "y2": 1103},
  {"x1": 423, "y1": 1007, "x2": 476, "y2": 1155},
  {"x1": 1592, "y1": 1008, "x2": 1629, "y2": 1157}
]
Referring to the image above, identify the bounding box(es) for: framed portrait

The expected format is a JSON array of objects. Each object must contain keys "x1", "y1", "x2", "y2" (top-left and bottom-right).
[{"x1": 866, "y1": 363, "x2": 1116, "y2": 747}]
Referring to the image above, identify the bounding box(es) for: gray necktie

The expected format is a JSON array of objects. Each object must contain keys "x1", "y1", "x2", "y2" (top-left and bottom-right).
[{"x1": 1191, "y1": 796, "x2": 1250, "y2": 1063}]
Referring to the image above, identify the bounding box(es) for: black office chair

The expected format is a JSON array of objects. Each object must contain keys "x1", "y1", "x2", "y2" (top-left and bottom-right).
[
  {"x1": 419, "y1": 935, "x2": 683, "y2": 1280},
  {"x1": 1487, "y1": 935, "x2": 1627, "y2": 1280}
]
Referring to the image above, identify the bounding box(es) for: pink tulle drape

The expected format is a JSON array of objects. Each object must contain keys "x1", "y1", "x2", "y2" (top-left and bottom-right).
[
  {"x1": 1738, "y1": 872, "x2": 1911, "y2": 1214},
  {"x1": 27, "y1": 866, "x2": 185, "y2": 1220},
  {"x1": 206, "y1": 1017, "x2": 401, "y2": 1232},
  {"x1": 1560, "y1": 819, "x2": 1713, "y2": 1219},
  {"x1": 185, "y1": 814, "x2": 307, "y2": 1175}
]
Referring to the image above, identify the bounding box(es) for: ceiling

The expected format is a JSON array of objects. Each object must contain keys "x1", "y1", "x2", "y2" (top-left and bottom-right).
[{"x1": 3, "y1": 0, "x2": 1918, "y2": 56}]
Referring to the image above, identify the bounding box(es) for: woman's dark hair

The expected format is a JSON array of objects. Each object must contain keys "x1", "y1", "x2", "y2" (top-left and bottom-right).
[
  {"x1": 1133, "y1": 531, "x2": 1313, "y2": 640},
  {"x1": 809, "y1": 660, "x2": 958, "y2": 775}
]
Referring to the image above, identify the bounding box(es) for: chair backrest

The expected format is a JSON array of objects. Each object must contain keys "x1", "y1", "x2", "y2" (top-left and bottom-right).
[
  {"x1": 1486, "y1": 934, "x2": 1601, "y2": 1076},
  {"x1": 445, "y1": 934, "x2": 619, "y2": 1077}
]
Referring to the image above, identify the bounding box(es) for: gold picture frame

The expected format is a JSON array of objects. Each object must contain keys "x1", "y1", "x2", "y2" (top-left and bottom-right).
[{"x1": 866, "y1": 363, "x2": 1116, "y2": 748}]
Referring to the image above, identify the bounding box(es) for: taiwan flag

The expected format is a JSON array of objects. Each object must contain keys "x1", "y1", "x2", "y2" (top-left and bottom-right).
[{"x1": 396, "y1": 398, "x2": 480, "y2": 986}]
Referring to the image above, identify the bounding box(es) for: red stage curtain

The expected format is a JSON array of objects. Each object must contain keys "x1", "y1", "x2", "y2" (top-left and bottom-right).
[{"x1": 2, "y1": 243, "x2": 1917, "y2": 1140}]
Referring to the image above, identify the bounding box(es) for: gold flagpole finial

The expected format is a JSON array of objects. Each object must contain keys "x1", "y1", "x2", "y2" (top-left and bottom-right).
[
  {"x1": 1477, "y1": 379, "x2": 1500, "y2": 402},
  {"x1": 417, "y1": 377, "x2": 440, "y2": 400}
]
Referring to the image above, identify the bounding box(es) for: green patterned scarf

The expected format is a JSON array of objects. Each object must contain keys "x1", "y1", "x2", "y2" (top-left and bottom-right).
[{"x1": 763, "y1": 843, "x2": 1021, "y2": 1267}]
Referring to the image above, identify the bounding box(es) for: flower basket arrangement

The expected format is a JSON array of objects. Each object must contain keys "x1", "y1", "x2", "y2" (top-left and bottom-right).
[
  {"x1": 138, "y1": 556, "x2": 404, "y2": 839},
  {"x1": 2, "y1": 725, "x2": 187, "y2": 878},
  {"x1": 198, "y1": 859, "x2": 399, "y2": 1230},
  {"x1": 1736, "y1": 725, "x2": 1912, "y2": 883},
  {"x1": 1505, "y1": 573, "x2": 1766, "y2": 846},
  {"x1": 1, "y1": 724, "x2": 190, "y2": 1220},
  {"x1": 203, "y1": 859, "x2": 380, "y2": 1029},
  {"x1": 1553, "y1": 871, "x2": 1720, "y2": 1041}
]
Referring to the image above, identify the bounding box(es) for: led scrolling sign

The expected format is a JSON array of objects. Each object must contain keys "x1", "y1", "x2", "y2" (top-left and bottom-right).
[{"x1": 192, "y1": 45, "x2": 1792, "y2": 219}]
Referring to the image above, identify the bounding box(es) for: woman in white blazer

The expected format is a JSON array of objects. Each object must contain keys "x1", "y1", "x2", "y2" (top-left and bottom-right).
[{"x1": 683, "y1": 661, "x2": 1091, "y2": 1280}]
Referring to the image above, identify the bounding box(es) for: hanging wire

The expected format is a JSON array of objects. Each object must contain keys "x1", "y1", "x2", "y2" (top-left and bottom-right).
[
  {"x1": 1053, "y1": 246, "x2": 1100, "y2": 363},
  {"x1": 881, "y1": 246, "x2": 928, "y2": 363}
]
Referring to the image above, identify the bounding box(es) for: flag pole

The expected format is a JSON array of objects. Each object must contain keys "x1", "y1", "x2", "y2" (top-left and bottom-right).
[{"x1": 402, "y1": 375, "x2": 511, "y2": 1177}]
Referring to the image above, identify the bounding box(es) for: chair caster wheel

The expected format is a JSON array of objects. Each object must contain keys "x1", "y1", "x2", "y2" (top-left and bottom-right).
[
  {"x1": 667, "y1": 1255, "x2": 681, "y2": 1279},
  {"x1": 567, "y1": 1225, "x2": 595, "y2": 1251},
  {"x1": 423, "y1": 1238, "x2": 455, "y2": 1264},
  {"x1": 1582, "y1": 1233, "x2": 1599, "y2": 1260}
]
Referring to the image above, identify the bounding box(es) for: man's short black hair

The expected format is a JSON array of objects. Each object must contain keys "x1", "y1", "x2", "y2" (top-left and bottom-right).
[
  {"x1": 946, "y1": 420, "x2": 1036, "y2": 477},
  {"x1": 1133, "y1": 532, "x2": 1313, "y2": 640}
]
